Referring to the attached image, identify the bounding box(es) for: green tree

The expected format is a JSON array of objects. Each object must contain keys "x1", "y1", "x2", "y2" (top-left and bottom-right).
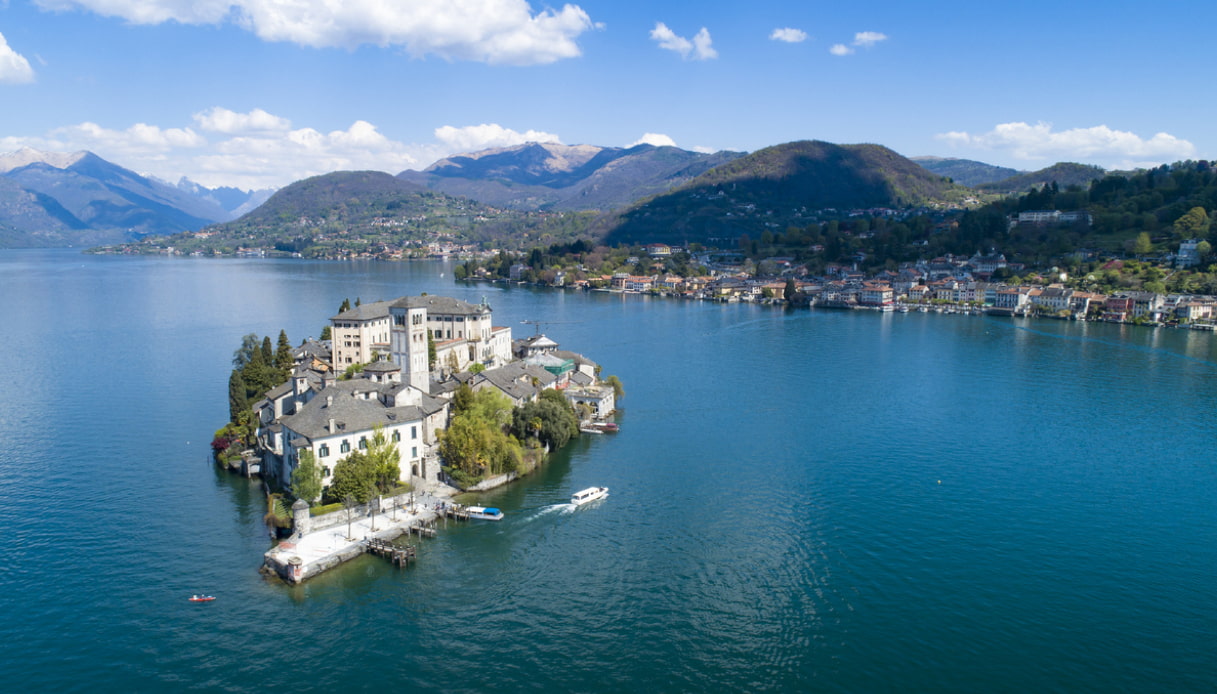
[
  {"x1": 339, "y1": 298, "x2": 351, "y2": 313},
  {"x1": 427, "y1": 332, "x2": 437, "y2": 369},
  {"x1": 604, "y1": 374, "x2": 625, "y2": 400},
  {"x1": 1173, "y1": 206, "x2": 1210, "y2": 239},
  {"x1": 320, "y1": 325, "x2": 332, "y2": 341},
  {"x1": 232, "y1": 333, "x2": 259, "y2": 369},
  {"x1": 365, "y1": 426, "x2": 401, "y2": 491},
  {"x1": 326, "y1": 450, "x2": 378, "y2": 504},
  {"x1": 452, "y1": 382, "x2": 475, "y2": 416},
  {"x1": 260, "y1": 335, "x2": 274, "y2": 366},
  {"x1": 1133, "y1": 232, "x2": 1153, "y2": 255},
  {"x1": 241, "y1": 344, "x2": 277, "y2": 399},
  {"x1": 784, "y1": 278, "x2": 797, "y2": 302},
  {"x1": 275, "y1": 330, "x2": 293, "y2": 371},
  {"x1": 291, "y1": 449, "x2": 323, "y2": 504},
  {"x1": 512, "y1": 389, "x2": 579, "y2": 450},
  {"x1": 228, "y1": 369, "x2": 249, "y2": 423},
  {"x1": 1197, "y1": 240, "x2": 1213, "y2": 260},
  {"x1": 438, "y1": 388, "x2": 521, "y2": 484}
]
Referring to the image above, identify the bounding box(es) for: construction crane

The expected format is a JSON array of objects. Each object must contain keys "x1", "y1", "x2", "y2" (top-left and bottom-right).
[{"x1": 520, "y1": 320, "x2": 581, "y2": 336}]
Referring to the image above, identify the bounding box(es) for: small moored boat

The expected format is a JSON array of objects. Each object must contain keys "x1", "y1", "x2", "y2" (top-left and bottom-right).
[
  {"x1": 189, "y1": 595, "x2": 216, "y2": 602},
  {"x1": 571, "y1": 486, "x2": 609, "y2": 506},
  {"x1": 466, "y1": 506, "x2": 504, "y2": 521}
]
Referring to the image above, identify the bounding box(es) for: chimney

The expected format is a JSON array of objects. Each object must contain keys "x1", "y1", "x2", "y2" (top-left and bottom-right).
[
  {"x1": 329, "y1": 418, "x2": 336, "y2": 433},
  {"x1": 326, "y1": 395, "x2": 333, "y2": 407}
]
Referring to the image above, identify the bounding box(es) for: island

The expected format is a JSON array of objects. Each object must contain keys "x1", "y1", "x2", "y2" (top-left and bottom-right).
[{"x1": 214, "y1": 294, "x2": 621, "y2": 583}]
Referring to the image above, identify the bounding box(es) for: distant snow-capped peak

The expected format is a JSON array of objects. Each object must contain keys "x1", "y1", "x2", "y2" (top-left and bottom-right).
[{"x1": 0, "y1": 147, "x2": 89, "y2": 174}]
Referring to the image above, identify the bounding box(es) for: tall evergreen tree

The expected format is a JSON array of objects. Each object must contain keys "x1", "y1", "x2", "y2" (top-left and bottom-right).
[
  {"x1": 275, "y1": 330, "x2": 293, "y2": 371},
  {"x1": 228, "y1": 369, "x2": 249, "y2": 423},
  {"x1": 261, "y1": 335, "x2": 274, "y2": 365}
]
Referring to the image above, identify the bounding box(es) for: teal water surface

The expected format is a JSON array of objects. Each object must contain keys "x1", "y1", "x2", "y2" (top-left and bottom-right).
[{"x1": 0, "y1": 250, "x2": 1214, "y2": 692}]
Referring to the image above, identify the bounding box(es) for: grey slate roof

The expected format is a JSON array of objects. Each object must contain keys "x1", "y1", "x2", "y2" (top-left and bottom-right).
[
  {"x1": 295, "y1": 340, "x2": 332, "y2": 361},
  {"x1": 331, "y1": 299, "x2": 394, "y2": 322},
  {"x1": 363, "y1": 359, "x2": 401, "y2": 373},
  {"x1": 278, "y1": 379, "x2": 425, "y2": 440},
  {"x1": 475, "y1": 361, "x2": 557, "y2": 402},
  {"x1": 391, "y1": 295, "x2": 490, "y2": 316}
]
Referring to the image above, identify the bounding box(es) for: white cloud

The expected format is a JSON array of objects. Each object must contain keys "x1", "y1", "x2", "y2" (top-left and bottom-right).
[
  {"x1": 434, "y1": 124, "x2": 561, "y2": 152},
  {"x1": 651, "y1": 22, "x2": 716, "y2": 60},
  {"x1": 830, "y1": 30, "x2": 887, "y2": 56},
  {"x1": 194, "y1": 107, "x2": 291, "y2": 134},
  {"x1": 769, "y1": 27, "x2": 807, "y2": 43},
  {"x1": 32, "y1": 0, "x2": 596, "y2": 65},
  {"x1": 650, "y1": 22, "x2": 692, "y2": 57},
  {"x1": 852, "y1": 31, "x2": 887, "y2": 48},
  {"x1": 0, "y1": 31, "x2": 35, "y2": 84},
  {"x1": 0, "y1": 109, "x2": 569, "y2": 189},
  {"x1": 935, "y1": 121, "x2": 1196, "y2": 168},
  {"x1": 692, "y1": 28, "x2": 717, "y2": 60},
  {"x1": 629, "y1": 133, "x2": 677, "y2": 148}
]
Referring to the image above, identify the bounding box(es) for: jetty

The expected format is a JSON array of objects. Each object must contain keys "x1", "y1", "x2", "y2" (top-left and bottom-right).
[{"x1": 262, "y1": 487, "x2": 455, "y2": 584}]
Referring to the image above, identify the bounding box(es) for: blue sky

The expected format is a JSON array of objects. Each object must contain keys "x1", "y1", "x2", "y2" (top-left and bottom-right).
[{"x1": 1, "y1": 0, "x2": 1212, "y2": 190}]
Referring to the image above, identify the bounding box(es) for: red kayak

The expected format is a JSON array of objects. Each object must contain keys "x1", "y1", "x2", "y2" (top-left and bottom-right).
[{"x1": 189, "y1": 595, "x2": 216, "y2": 602}]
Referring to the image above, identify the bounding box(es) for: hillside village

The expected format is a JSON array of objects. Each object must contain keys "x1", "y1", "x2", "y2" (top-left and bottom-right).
[{"x1": 240, "y1": 295, "x2": 616, "y2": 497}]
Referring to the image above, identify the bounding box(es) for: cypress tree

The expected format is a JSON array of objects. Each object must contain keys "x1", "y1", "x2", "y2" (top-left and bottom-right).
[
  {"x1": 228, "y1": 370, "x2": 249, "y2": 423},
  {"x1": 275, "y1": 330, "x2": 293, "y2": 371},
  {"x1": 261, "y1": 336, "x2": 274, "y2": 365}
]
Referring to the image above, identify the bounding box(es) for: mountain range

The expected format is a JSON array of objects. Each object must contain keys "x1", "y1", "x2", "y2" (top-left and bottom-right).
[
  {"x1": 1, "y1": 142, "x2": 1115, "y2": 249},
  {"x1": 0, "y1": 148, "x2": 269, "y2": 247},
  {"x1": 397, "y1": 142, "x2": 744, "y2": 211}
]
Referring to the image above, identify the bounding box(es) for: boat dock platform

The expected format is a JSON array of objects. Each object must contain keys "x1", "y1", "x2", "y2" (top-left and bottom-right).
[
  {"x1": 364, "y1": 537, "x2": 417, "y2": 567},
  {"x1": 262, "y1": 489, "x2": 454, "y2": 584}
]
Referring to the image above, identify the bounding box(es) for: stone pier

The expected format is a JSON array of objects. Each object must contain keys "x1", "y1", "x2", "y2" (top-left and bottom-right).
[{"x1": 262, "y1": 487, "x2": 455, "y2": 584}]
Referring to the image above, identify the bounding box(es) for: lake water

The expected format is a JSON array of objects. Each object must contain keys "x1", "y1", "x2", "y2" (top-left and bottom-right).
[{"x1": 1, "y1": 249, "x2": 1214, "y2": 692}]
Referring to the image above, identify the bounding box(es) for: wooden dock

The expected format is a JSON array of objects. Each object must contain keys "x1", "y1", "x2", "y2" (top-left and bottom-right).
[
  {"x1": 406, "y1": 523, "x2": 436, "y2": 538},
  {"x1": 362, "y1": 537, "x2": 417, "y2": 567},
  {"x1": 439, "y1": 505, "x2": 470, "y2": 521}
]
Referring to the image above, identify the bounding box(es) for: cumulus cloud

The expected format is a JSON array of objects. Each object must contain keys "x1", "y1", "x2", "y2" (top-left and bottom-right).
[
  {"x1": 852, "y1": 31, "x2": 887, "y2": 47},
  {"x1": 935, "y1": 121, "x2": 1196, "y2": 168},
  {"x1": 769, "y1": 27, "x2": 807, "y2": 43},
  {"x1": 651, "y1": 22, "x2": 716, "y2": 60},
  {"x1": 194, "y1": 107, "x2": 291, "y2": 134},
  {"x1": 434, "y1": 124, "x2": 561, "y2": 152},
  {"x1": 31, "y1": 0, "x2": 596, "y2": 65},
  {"x1": 0, "y1": 109, "x2": 568, "y2": 189},
  {"x1": 629, "y1": 133, "x2": 677, "y2": 148},
  {"x1": 0, "y1": 31, "x2": 35, "y2": 84},
  {"x1": 830, "y1": 30, "x2": 887, "y2": 56}
]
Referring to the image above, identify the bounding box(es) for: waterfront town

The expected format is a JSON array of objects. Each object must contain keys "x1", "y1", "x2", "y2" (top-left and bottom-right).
[
  {"x1": 233, "y1": 294, "x2": 617, "y2": 582},
  {"x1": 453, "y1": 238, "x2": 1217, "y2": 328}
]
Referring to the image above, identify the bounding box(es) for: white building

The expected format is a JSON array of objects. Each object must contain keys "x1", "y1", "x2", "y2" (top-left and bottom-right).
[
  {"x1": 330, "y1": 300, "x2": 395, "y2": 368},
  {"x1": 276, "y1": 369, "x2": 448, "y2": 492}
]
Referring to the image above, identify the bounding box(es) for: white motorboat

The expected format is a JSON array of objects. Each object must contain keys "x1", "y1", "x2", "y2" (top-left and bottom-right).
[
  {"x1": 465, "y1": 506, "x2": 504, "y2": 521},
  {"x1": 570, "y1": 486, "x2": 609, "y2": 506}
]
